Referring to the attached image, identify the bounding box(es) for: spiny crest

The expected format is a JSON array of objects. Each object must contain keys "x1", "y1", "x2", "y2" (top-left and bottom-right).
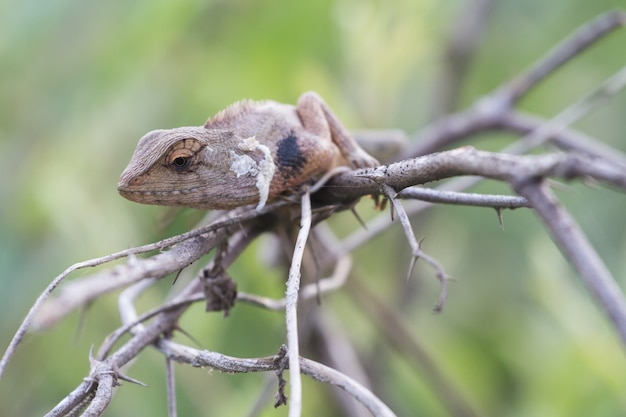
[{"x1": 205, "y1": 99, "x2": 268, "y2": 128}]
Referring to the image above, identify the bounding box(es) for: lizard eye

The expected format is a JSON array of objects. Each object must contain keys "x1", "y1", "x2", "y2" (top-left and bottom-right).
[
  {"x1": 168, "y1": 149, "x2": 194, "y2": 172},
  {"x1": 173, "y1": 156, "x2": 189, "y2": 168}
]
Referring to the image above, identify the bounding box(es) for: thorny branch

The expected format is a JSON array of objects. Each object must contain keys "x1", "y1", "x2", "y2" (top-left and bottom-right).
[{"x1": 2, "y1": 9, "x2": 626, "y2": 417}]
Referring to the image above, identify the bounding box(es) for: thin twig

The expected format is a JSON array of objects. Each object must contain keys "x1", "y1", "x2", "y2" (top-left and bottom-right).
[
  {"x1": 381, "y1": 184, "x2": 450, "y2": 311},
  {"x1": 399, "y1": 187, "x2": 530, "y2": 208},
  {"x1": 285, "y1": 190, "x2": 312, "y2": 417},
  {"x1": 155, "y1": 340, "x2": 398, "y2": 417},
  {"x1": 497, "y1": 9, "x2": 626, "y2": 105},
  {"x1": 81, "y1": 373, "x2": 115, "y2": 417},
  {"x1": 46, "y1": 230, "x2": 258, "y2": 416},
  {"x1": 166, "y1": 357, "x2": 177, "y2": 417},
  {"x1": 0, "y1": 204, "x2": 283, "y2": 380},
  {"x1": 400, "y1": 10, "x2": 626, "y2": 158},
  {"x1": 501, "y1": 111, "x2": 626, "y2": 168},
  {"x1": 97, "y1": 256, "x2": 353, "y2": 361},
  {"x1": 325, "y1": 147, "x2": 626, "y2": 203},
  {"x1": 505, "y1": 64, "x2": 626, "y2": 155},
  {"x1": 240, "y1": 256, "x2": 353, "y2": 311}
]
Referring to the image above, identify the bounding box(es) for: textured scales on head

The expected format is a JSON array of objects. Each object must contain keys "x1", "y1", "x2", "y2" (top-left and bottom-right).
[{"x1": 205, "y1": 99, "x2": 269, "y2": 128}]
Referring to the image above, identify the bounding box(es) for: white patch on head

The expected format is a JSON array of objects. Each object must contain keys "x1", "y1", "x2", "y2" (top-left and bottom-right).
[
  {"x1": 238, "y1": 136, "x2": 259, "y2": 151},
  {"x1": 229, "y1": 136, "x2": 276, "y2": 210},
  {"x1": 229, "y1": 151, "x2": 257, "y2": 177}
]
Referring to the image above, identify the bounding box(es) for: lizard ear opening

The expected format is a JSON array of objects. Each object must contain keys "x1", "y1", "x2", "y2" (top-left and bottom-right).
[{"x1": 167, "y1": 148, "x2": 194, "y2": 172}]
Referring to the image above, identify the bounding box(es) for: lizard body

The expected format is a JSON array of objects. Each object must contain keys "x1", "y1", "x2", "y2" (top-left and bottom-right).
[{"x1": 118, "y1": 92, "x2": 378, "y2": 210}]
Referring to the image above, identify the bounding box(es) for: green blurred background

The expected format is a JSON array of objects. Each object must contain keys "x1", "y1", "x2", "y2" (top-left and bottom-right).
[{"x1": 1, "y1": 0, "x2": 626, "y2": 416}]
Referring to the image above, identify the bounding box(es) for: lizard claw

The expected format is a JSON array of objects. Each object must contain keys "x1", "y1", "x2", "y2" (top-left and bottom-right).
[{"x1": 349, "y1": 148, "x2": 380, "y2": 169}]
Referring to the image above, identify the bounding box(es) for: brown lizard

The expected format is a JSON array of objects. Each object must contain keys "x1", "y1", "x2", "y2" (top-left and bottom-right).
[{"x1": 118, "y1": 91, "x2": 379, "y2": 210}]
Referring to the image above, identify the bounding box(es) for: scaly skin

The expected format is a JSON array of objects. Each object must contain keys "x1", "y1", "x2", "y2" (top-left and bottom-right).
[{"x1": 118, "y1": 91, "x2": 378, "y2": 210}]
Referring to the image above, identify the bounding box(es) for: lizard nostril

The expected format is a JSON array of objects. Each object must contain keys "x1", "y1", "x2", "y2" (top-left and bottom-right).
[{"x1": 130, "y1": 177, "x2": 145, "y2": 186}]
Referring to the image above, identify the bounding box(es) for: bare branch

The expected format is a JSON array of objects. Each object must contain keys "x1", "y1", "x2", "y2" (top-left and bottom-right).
[
  {"x1": 381, "y1": 184, "x2": 450, "y2": 311},
  {"x1": 165, "y1": 357, "x2": 177, "y2": 417},
  {"x1": 156, "y1": 340, "x2": 398, "y2": 417},
  {"x1": 31, "y1": 231, "x2": 225, "y2": 330},
  {"x1": 239, "y1": 256, "x2": 353, "y2": 311},
  {"x1": 399, "y1": 187, "x2": 530, "y2": 208},
  {"x1": 504, "y1": 64, "x2": 626, "y2": 155},
  {"x1": 285, "y1": 190, "x2": 312, "y2": 416},
  {"x1": 82, "y1": 373, "x2": 115, "y2": 417},
  {"x1": 45, "y1": 230, "x2": 259, "y2": 415},
  {"x1": 44, "y1": 380, "x2": 96, "y2": 417},
  {"x1": 496, "y1": 10, "x2": 626, "y2": 106},
  {"x1": 322, "y1": 147, "x2": 626, "y2": 203},
  {"x1": 514, "y1": 180, "x2": 626, "y2": 348},
  {"x1": 501, "y1": 111, "x2": 626, "y2": 168},
  {"x1": 400, "y1": 10, "x2": 626, "y2": 158}
]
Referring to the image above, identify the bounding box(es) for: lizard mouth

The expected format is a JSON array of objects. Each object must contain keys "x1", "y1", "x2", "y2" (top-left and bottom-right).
[{"x1": 117, "y1": 185, "x2": 202, "y2": 197}]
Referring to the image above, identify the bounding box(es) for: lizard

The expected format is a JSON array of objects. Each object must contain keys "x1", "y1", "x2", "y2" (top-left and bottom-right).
[{"x1": 118, "y1": 91, "x2": 379, "y2": 210}]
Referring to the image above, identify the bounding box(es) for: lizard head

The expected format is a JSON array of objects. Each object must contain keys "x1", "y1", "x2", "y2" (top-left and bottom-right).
[{"x1": 118, "y1": 126, "x2": 244, "y2": 209}]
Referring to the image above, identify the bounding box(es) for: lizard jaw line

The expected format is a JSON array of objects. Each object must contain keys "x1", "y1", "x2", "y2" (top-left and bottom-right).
[{"x1": 117, "y1": 186, "x2": 203, "y2": 197}]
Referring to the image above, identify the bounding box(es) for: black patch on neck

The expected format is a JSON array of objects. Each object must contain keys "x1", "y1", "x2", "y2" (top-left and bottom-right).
[{"x1": 276, "y1": 133, "x2": 307, "y2": 176}]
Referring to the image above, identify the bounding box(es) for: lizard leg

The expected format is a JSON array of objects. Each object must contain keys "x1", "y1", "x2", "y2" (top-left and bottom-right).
[{"x1": 296, "y1": 91, "x2": 379, "y2": 169}]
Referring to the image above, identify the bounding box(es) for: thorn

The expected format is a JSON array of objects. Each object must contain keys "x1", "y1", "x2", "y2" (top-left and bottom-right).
[
  {"x1": 116, "y1": 370, "x2": 148, "y2": 387},
  {"x1": 495, "y1": 208, "x2": 504, "y2": 231},
  {"x1": 171, "y1": 269, "x2": 183, "y2": 285},
  {"x1": 87, "y1": 345, "x2": 147, "y2": 387},
  {"x1": 350, "y1": 207, "x2": 368, "y2": 230},
  {"x1": 407, "y1": 255, "x2": 418, "y2": 282},
  {"x1": 173, "y1": 325, "x2": 202, "y2": 348}
]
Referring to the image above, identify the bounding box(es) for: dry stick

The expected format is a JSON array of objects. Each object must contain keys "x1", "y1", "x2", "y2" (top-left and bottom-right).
[
  {"x1": 57, "y1": 281, "x2": 158, "y2": 417},
  {"x1": 299, "y1": 358, "x2": 397, "y2": 417},
  {"x1": 319, "y1": 59, "x2": 626, "y2": 257},
  {"x1": 285, "y1": 190, "x2": 312, "y2": 417},
  {"x1": 46, "y1": 230, "x2": 258, "y2": 416},
  {"x1": 82, "y1": 373, "x2": 115, "y2": 417},
  {"x1": 339, "y1": 151, "x2": 622, "y2": 257},
  {"x1": 401, "y1": 9, "x2": 626, "y2": 158},
  {"x1": 421, "y1": 62, "x2": 626, "y2": 206},
  {"x1": 31, "y1": 231, "x2": 223, "y2": 331},
  {"x1": 165, "y1": 358, "x2": 177, "y2": 417},
  {"x1": 501, "y1": 111, "x2": 626, "y2": 168},
  {"x1": 380, "y1": 184, "x2": 450, "y2": 311},
  {"x1": 240, "y1": 256, "x2": 353, "y2": 311},
  {"x1": 119, "y1": 279, "x2": 179, "y2": 417},
  {"x1": 96, "y1": 256, "x2": 353, "y2": 362},
  {"x1": 118, "y1": 278, "x2": 157, "y2": 333},
  {"x1": 514, "y1": 180, "x2": 626, "y2": 348},
  {"x1": 505, "y1": 63, "x2": 626, "y2": 155},
  {"x1": 155, "y1": 340, "x2": 397, "y2": 417},
  {"x1": 0, "y1": 204, "x2": 282, "y2": 381},
  {"x1": 399, "y1": 187, "x2": 530, "y2": 208},
  {"x1": 362, "y1": 12, "x2": 626, "y2": 257},
  {"x1": 326, "y1": 149, "x2": 626, "y2": 204},
  {"x1": 497, "y1": 9, "x2": 626, "y2": 105}
]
